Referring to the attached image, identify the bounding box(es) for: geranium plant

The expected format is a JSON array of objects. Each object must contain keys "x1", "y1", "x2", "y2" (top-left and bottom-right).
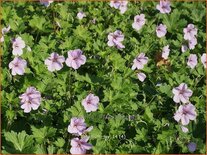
[{"x1": 1, "y1": 0, "x2": 206, "y2": 154}]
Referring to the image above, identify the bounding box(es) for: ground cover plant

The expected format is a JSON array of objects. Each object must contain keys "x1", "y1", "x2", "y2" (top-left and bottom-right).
[{"x1": 1, "y1": 0, "x2": 206, "y2": 154}]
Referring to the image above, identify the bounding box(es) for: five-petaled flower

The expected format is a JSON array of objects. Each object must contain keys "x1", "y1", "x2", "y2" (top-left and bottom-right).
[
  {"x1": 65, "y1": 49, "x2": 86, "y2": 70},
  {"x1": 156, "y1": 24, "x2": 167, "y2": 38},
  {"x1": 183, "y1": 24, "x2": 197, "y2": 41},
  {"x1": 172, "y1": 83, "x2": 193, "y2": 103},
  {"x1": 187, "y1": 54, "x2": 197, "y2": 69},
  {"x1": 110, "y1": 1, "x2": 128, "y2": 14},
  {"x1": 39, "y1": 0, "x2": 53, "y2": 7},
  {"x1": 70, "y1": 137, "x2": 93, "y2": 154},
  {"x1": 44, "y1": 52, "x2": 65, "y2": 72},
  {"x1": 77, "y1": 11, "x2": 86, "y2": 20},
  {"x1": 19, "y1": 87, "x2": 41, "y2": 113},
  {"x1": 68, "y1": 117, "x2": 87, "y2": 135},
  {"x1": 161, "y1": 45, "x2": 170, "y2": 60},
  {"x1": 156, "y1": 0, "x2": 171, "y2": 14},
  {"x1": 9, "y1": 57, "x2": 27, "y2": 76},
  {"x1": 12, "y1": 37, "x2": 26, "y2": 56},
  {"x1": 132, "y1": 14, "x2": 146, "y2": 31},
  {"x1": 107, "y1": 30, "x2": 125, "y2": 49},
  {"x1": 174, "y1": 103, "x2": 197, "y2": 125},
  {"x1": 132, "y1": 53, "x2": 148, "y2": 70},
  {"x1": 82, "y1": 93, "x2": 100, "y2": 113}
]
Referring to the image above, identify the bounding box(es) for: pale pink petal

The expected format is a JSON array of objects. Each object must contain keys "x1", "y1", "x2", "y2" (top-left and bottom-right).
[
  {"x1": 21, "y1": 103, "x2": 32, "y2": 113},
  {"x1": 137, "y1": 72, "x2": 146, "y2": 82},
  {"x1": 173, "y1": 94, "x2": 180, "y2": 103},
  {"x1": 174, "y1": 112, "x2": 182, "y2": 122},
  {"x1": 70, "y1": 146, "x2": 86, "y2": 154},
  {"x1": 181, "y1": 115, "x2": 189, "y2": 125},
  {"x1": 181, "y1": 126, "x2": 189, "y2": 133},
  {"x1": 12, "y1": 48, "x2": 23, "y2": 56}
]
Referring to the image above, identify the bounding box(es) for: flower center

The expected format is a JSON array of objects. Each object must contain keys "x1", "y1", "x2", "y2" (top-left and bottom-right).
[
  {"x1": 14, "y1": 63, "x2": 19, "y2": 67},
  {"x1": 161, "y1": 5, "x2": 166, "y2": 9},
  {"x1": 113, "y1": 35, "x2": 118, "y2": 40},
  {"x1": 53, "y1": 57, "x2": 58, "y2": 62},
  {"x1": 182, "y1": 109, "x2": 188, "y2": 115},
  {"x1": 179, "y1": 90, "x2": 184, "y2": 95},
  {"x1": 14, "y1": 43, "x2": 19, "y2": 48},
  {"x1": 87, "y1": 100, "x2": 91, "y2": 104}
]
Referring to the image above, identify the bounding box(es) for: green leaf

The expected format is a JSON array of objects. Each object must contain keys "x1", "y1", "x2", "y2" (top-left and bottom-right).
[
  {"x1": 144, "y1": 107, "x2": 153, "y2": 122},
  {"x1": 31, "y1": 126, "x2": 57, "y2": 143},
  {"x1": 35, "y1": 144, "x2": 46, "y2": 154},
  {"x1": 54, "y1": 138, "x2": 65, "y2": 148},
  {"x1": 159, "y1": 84, "x2": 172, "y2": 97},
  {"x1": 47, "y1": 145, "x2": 56, "y2": 154},
  {"x1": 29, "y1": 15, "x2": 46, "y2": 31},
  {"x1": 4, "y1": 131, "x2": 34, "y2": 153}
]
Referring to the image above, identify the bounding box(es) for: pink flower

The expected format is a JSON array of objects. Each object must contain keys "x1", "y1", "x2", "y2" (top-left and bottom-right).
[
  {"x1": 188, "y1": 142, "x2": 197, "y2": 152},
  {"x1": 137, "y1": 72, "x2": 146, "y2": 82},
  {"x1": 77, "y1": 11, "x2": 86, "y2": 20},
  {"x1": 156, "y1": 0, "x2": 171, "y2": 14},
  {"x1": 174, "y1": 103, "x2": 197, "y2": 125},
  {"x1": 183, "y1": 24, "x2": 197, "y2": 40},
  {"x1": 119, "y1": 1, "x2": 128, "y2": 14},
  {"x1": 181, "y1": 126, "x2": 189, "y2": 133},
  {"x1": 1, "y1": 25, "x2": 10, "y2": 42},
  {"x1": 44, "y1": 52, "x2": 65, "y2": 72},
  {"x1": 187, "y1": 54, "x2": 197, "y2": 69},
  {"x1": 201, "y1": 53, "x2": 206, "y2": 68},
  {"x1": 68, "y1": 117, "x2": 87, "y2": 135},
  {"x1": 107, "y1": 30, "x2": 125, "y2": 49},
  {"x1": 19, "y1": 87, "x2": 41, "y2": 113},
  {"x1": 161, "y1": 45, "x2": 170, "y2": 60},
  {"x1": 181, "y1": 44, "x2": 188, "y2": 53},
  {"x1": 2, "y1": 25, "x2": 10, "y2": 35},
  {"x1": 110, "y1": 1, "x2": 128, "y2": 14},
  {"x1": 183, "y1": 24, "x2": 198, "y2": 50},
  {"x1": 9, "y1": 57, "x2": 27, "y2": 76},
  {"x1": 12, "y1": 37, "x2": 26, "y2": 56},
  {"x1": 82, "y1": 93, "x2": 100, "y2": 113},
  {"x1": 110, "y1": 1, "x2": 120, "y2": 9},
  {"x1": 65, "y1": 49, "x2": 86, "y2": 70},
  {"x1": 132, "y1": 53, "x2": 148, "y2": 70},
  {"x1": 188, "y1": 37, "x2": 197, "y2": 50},
  {"x1": 172, "y1": 83, "x2": 193, "y2": 103},
  {"x1": 132, "y1": 14, "x2": 146, "y2": 31},
  {"x1": 70, "y1": 137, "x2": 92, "y2": 154},
  {"x1": 40, "y1": 0, "x2": 53, "y2": 7},
  {"x1": 156, "y1": 24, "x2": 167, "y2": 38}
]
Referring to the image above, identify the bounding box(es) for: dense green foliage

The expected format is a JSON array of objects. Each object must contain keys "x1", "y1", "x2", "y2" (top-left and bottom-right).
[{"x1": 1, "y1": 1, "x2": 206, "y2": 154}]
